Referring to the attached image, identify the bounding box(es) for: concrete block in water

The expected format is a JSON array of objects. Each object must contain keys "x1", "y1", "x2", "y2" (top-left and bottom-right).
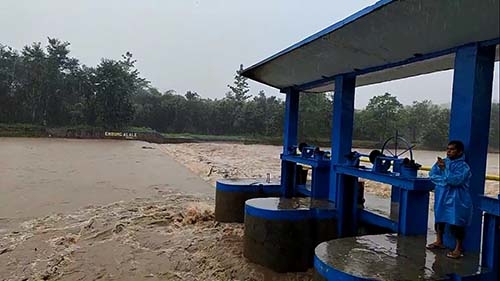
[
  {"x1": 215, "y1": 178, "x2": 280, "y2": 223},
  {"x1": 243, "y1": 197, "x2": 337, "y2": 272}
]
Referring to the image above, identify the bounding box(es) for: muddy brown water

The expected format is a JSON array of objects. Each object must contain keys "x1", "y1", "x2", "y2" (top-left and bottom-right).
[
  {"x1": 0, "y1": 137, "x2": 213, "y2": 219},
  {"x1": 0, "y1": 138, "x2": 317, "y2": 281},
  {"x1": 1, "y1": 138, "x2": 497, "y2": 220}
]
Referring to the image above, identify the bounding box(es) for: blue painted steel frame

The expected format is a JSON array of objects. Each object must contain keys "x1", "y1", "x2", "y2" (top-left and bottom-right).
[
  {"x1": 263, "y1": 4, "x2": 499, "y2": 280},
  {"x1": 358, "y1": 210, "x2": 398, "y2": 232},
  {"x1": 314, "y1": 255, "x2": 378, "y2": 281},
  {"x1": 281, "y1": 154, "x2": 330, "y2": 168},
  {"x1": 448, "y1": 44, "x2": 496, "y2": 252},
  {"x1": 310, "y1": 41, "x2": 498, "y2": 281},
  {"x1": 330, "y1": 75, "x2": 357, "y2": 237},
  {"x1": 334, "y1": 166, "x2": 433, "y2": 190},
  {"x1": 334, "y1": 165, "x2": 432, "y2": 235},
  {"x1": 279, "y1": 89, "x2": 331, "y2": 199},
  {"x1": 281, "y1": 89, "x2": 299, "y2": 197},
  {"x1": 479, "y1": 195, "x2": 500, "y2": 216},
  {"x1": 480, "y1": 195, "x2": 500, "y2": 281},
  {"x1": 329, "y1": 74, "x2": 431, "y2": 236},
  {"x1": 269, "y1": 34, "x2": 500, "y2": 281},
  {"x1": 260, "y1": 1, "x2": 499, "y2": 279}
]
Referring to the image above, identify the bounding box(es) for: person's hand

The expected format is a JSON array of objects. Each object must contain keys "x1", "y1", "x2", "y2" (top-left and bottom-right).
[{"x1": 437, "y1": 157, "x2": 445, "y2": 170}]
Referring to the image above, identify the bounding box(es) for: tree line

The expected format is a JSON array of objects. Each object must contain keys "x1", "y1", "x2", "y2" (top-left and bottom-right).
[{"x1": 0, "y1": 39, "x2": 498, "y2": 150}]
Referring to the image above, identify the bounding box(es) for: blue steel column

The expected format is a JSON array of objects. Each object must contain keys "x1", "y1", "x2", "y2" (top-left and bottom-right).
[
  {"x1": 398, "y1": 189, "x2": 429, "y2": 235},
  {"x1": 482, "y1": 215, "x2": 499, "y2": 280},
  {"x1": 311, "y1": 167, "x2": 330, "y2": 199},
  {"x1": 330, "y1": 75, "x2": 357, "y2": 237},
  {"x1": 449, "y1": 44, "x2": 496, "y2": 251},
  {"x1": 281, "y1": 88, "x2": 300, "y2": 197},
  {"x1": 480, "y1": 195, "x2": 500, "y2": 281}
]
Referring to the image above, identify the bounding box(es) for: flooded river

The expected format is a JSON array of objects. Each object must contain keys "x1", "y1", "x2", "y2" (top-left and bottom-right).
[
  {"x1": 1, "y1": 138, "x2": 497, "y2": 220},
  {"x1": 0, "y1": 137, "x2": 213, "y2": 219},
  {"x1": 1, "y1": 137, "x2": 321, "y2": 281}
]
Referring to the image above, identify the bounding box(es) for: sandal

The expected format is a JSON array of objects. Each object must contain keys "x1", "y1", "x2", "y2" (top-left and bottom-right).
[
  {"x1": 446, "y1": 250, "x2": 464, "y2": 259},
  {"x1": 426, "y1": 243, "x2": 446, "y2": 250}
]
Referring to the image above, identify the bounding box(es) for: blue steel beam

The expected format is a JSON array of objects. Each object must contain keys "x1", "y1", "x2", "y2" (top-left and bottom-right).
[
  {"x1": 280, "y1": 89, "x2": 300, "y2": 198},
  {"x1": 330, "y1": 74, "x2": 357, "y2": 237},
  {"x1": 478, "y1": 195, "x2": 500, "y2": 216},
  {"x1": 398, "y1": 189, "x2": 430, "y2": 235},
  {"x1": 358, "y1": 209, "x2": 398, "y2": 232},
  {"x1": 449, "y1": 44, "x2": 496, "y2": 252},
  {"x1": 334, "y1": 166, "x2": 433, "y2": 190},
  {"x1": 482, "y1": 214, "x2": 499, "y2": 281}
]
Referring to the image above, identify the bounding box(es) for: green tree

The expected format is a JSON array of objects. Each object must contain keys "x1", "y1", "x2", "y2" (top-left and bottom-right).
[
  {"x1": 353, "y1": 109, "x2": 370, "y2": 140},
  {"x1": 299, "y1": 92, "x2": 332, "y2": 140},
  {"x1": 401, "y1": 100, "x2": 439, "y2": 142},
  {"x1": 94, "y1": 52, "x2": 145, "y2": 128},
  {"x1": 19, "y1": 42, "x2": 48, "y2": 124},
  {"x1": 0, "y1": 45, "x2": 19, "y2": 122},
  {"x1": 225, "y1": 64, "x2": 251, "y2": 134},
  {"x1": 363, "y1": 93, "x2": 403, "y2": 141},
  {"x1": 421, "y1": 108, "x2": 450, "y2": 149},
  {"x1": 227, "y1": 64, "x2": 250, "y2": 102},
  {"x1": 44, "y1": 38, "x2": 76, "y2": 126}
]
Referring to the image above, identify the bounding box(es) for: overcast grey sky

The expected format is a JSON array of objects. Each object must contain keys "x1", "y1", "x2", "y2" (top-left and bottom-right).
[{"x1": 1, "y1": 0, "x2": 498, "y2": 108}]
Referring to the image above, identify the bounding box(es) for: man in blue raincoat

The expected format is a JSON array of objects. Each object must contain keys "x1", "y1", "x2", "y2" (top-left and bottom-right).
[{"x1": 426, "y1": 140, "x2": 473, "y2": 259}]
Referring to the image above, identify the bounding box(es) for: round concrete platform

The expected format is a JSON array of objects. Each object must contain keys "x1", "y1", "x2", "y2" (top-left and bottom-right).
[
  {"x1": 314, "y1": 233, "x2": 487, "y2": 281},
  {"x1": 215, "y1": 178, "x2": 280, "y2": 222},
  {"x1": 244, "y1": 197, "x2": 337, "y2": 273}
]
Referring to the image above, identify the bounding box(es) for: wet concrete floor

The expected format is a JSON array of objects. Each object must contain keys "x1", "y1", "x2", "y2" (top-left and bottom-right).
[
  {"x1": 315, "y1": 233, "x2": 486, "y2": 280},
  {"x1": 315, "y1": 194, "x2": 488, "y2": 280}
]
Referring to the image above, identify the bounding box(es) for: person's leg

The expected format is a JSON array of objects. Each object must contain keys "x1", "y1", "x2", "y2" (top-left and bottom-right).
[
  {"x1": 427, "y1": 223, "x2": 445, "y2": 249},
  {"x1": 447, "y1": 225, "x2": 465, "y2": 258},
  {"x1": 435, "y1": 223, "x2": 445, "y2": 245}
]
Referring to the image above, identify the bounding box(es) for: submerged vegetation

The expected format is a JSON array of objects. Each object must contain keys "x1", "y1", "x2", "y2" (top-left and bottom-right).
[{"x1": 0, "y1": 39, "x2": 498, "y2": 150}]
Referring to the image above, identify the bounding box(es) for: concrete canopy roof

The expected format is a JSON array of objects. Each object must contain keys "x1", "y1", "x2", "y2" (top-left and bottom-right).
[{"x1": 241, "y1": 0, "x2": 500, "y2": 93}]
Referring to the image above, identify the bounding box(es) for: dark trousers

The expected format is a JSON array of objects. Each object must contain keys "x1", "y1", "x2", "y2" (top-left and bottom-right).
[{"x1": 435, "y1": 223, "x2": 466, "y2": 240}]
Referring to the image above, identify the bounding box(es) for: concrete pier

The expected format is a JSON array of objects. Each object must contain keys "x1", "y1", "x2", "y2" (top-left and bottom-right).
[
  {"x1": 215, "y1": 178, "x2": 280, "y2": 222},
  {"x1": 243, "y1": 197, "x2": 337, "y2": 272}
]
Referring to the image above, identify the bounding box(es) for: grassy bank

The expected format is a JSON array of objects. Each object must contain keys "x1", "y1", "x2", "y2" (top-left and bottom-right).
[
  {"x1": 0, "y1": 123, "x2": 47, "y2": 137},
  {"x1": 161, "y1": 133, "x2": 284, "y2": 145},
  {"x1": 1, "y1": 123, "x2": 498, "y2": 152}
]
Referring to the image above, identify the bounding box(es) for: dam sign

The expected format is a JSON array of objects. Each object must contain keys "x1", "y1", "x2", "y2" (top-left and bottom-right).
[{"x1": 104, "y1": 131, "x2": 138, "y2": 139}]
